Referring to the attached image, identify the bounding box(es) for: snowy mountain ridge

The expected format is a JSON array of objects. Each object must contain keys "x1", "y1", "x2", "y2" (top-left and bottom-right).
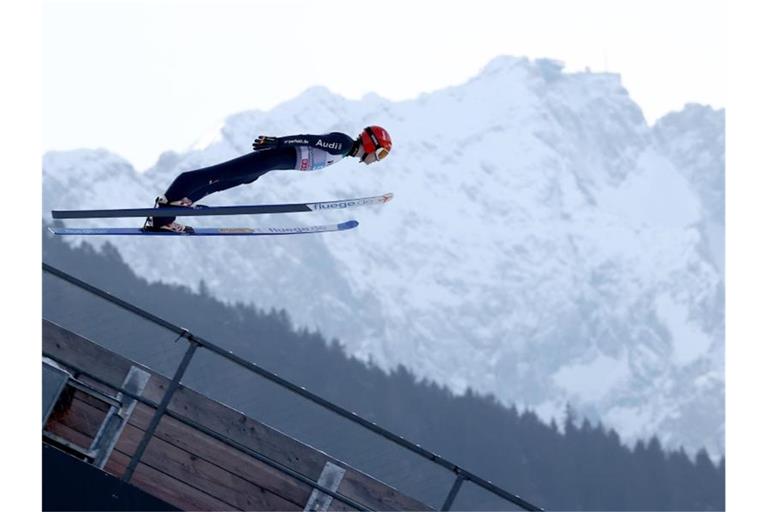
[{"x1": 43, "y1": 56, "x2": 725, "y2": 457}]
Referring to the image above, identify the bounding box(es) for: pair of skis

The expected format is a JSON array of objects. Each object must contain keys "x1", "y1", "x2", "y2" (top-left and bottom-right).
[{"x1": 49, "y1": 193, "x2": 393, "y2": 236}]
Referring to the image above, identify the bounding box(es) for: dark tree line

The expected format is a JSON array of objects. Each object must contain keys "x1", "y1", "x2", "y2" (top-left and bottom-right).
[{"x1": 42, "y1": 229, "x2": 724, "y2": 510}]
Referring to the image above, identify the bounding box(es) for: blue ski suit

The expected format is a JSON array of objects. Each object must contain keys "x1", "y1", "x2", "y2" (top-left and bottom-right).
[{"x1": 163, "y1": 132, "x2": 357, "y2": 203}]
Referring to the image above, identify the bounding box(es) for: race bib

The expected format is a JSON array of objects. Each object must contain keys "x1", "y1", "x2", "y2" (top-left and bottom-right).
[{"x1": 295, "y1": 146, "x2": 345, "y2": 171}]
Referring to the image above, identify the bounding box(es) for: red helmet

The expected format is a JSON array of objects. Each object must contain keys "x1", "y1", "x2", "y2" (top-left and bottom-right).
[{"x1": 359, "y1": 125, "x2": 392, "y2": 161}]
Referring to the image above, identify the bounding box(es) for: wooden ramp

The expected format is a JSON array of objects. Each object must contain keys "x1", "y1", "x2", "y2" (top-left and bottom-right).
[{"x1": 42, "y1": 319, "x2": 430, "y2": 511}]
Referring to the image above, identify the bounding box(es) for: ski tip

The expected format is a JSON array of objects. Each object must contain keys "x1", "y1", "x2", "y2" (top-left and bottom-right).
[
  {"x1": 338, "y1": 220, "x2": 359, "y2": 230},
  {"x1": 383, "y1": 192, "x2": 394, "y2": 202},
  {"x1": 51, "y1": 210, "x2": 74, "y2": 219},
  {"x1": 47, "y1": 226, "x2": 58, "y2": 235}
]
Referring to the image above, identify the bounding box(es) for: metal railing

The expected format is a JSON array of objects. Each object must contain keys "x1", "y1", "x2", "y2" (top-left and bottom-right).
[
  {"x1": 43, "y1": 262, "x2": 543, "y2": 511},
  {"x1": 41, "y1": 353, "x2": 374, "y2": 511}
]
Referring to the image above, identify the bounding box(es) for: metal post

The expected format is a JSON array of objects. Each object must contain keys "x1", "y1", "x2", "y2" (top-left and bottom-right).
[
  {"x1": 92, "y1": 366, "x2": 151, "y2": 469},
  {"x1": 122, "y1": 340, "x2": 198, "y2": 482},
  {"x1": 441, "y1": 473, "x2": 466, "y2": 511}
]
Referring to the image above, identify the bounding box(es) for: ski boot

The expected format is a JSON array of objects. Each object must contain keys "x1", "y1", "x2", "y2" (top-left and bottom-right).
[{"x1": 142, "y1": 195, "x2": 196, "y2": 234}]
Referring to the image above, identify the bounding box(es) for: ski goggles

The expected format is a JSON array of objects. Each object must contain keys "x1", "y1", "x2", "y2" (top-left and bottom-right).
[{"x1": 374, "y1": 146, "x2": 390, "y2": 160}]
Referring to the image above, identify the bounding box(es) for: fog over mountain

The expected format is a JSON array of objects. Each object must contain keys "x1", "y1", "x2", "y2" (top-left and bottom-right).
[{"x1": 43, "y1": 56, "x2": 724, "y2": 456}]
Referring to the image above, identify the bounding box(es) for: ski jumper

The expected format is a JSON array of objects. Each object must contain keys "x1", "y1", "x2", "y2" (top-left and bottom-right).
[
  {"x1": 163, "y1": 132, "x2": 356, "y2": 203},
  {"x1": 153, "y1": 132, "x2": 356, "y2": 225}
]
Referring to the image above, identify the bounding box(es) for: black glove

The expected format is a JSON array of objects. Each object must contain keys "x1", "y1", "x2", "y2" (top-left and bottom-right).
[{"x1": 252, "y1": 136, "x2": 278, "y2": 151}]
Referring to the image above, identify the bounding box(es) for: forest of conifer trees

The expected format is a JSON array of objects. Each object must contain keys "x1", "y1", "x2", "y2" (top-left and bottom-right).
[{"x1": 42, "y1": 229, "x2": 724, "y2": 511}]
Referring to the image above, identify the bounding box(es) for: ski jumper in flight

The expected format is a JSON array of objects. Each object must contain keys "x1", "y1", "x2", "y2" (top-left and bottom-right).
[{"x1": 145, "y1": 125, "x2": 393, "y2": 233}]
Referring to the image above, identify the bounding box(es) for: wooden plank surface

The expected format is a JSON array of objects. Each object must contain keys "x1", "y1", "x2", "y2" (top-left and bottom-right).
[
  {"x1": 43, "y1": 320, "x2": 326, "y2": 478},
  {"x1": 121, "y1": 422, "x2": 300, "y2": 511},
  {"x1": 43, "y1": 320, "x2": 432, "y2": 511},
  {"x1": 44, "y1": 320, "x2": 170, "y2": 402},
  {"x1": 106, "y1": 450, "x2": 235, "y2": 511},
  {"x1": 56, "y1": 398, "x2": 299, "y2": 510},
  {"x1": 166, "y1": 387, "x2": 329, "y2": 476},
  {"x1": 340, "y1": 472, "x2": 431, "y2": 511},
  {"x1": 44, "y1": 320, "x2": 135, "y2": 389},
  {"x1": 163, "y1": 389, "x2": 431, "y2": 509},
  {"x1": 72, "y1": 388, "x2": 112, "y2": 412},
  {"x1": 328, "y1": 497, "x2": 361, "y2": 512},
  {"x1": 45, "y1": 394, "x2": 106, "y2": 442},
  {"x1": 45, "y1": 421, "x2": 93, "y2": 451},
  {"x1": 129, "y1": 404, "x2": 313, "y2": 507}
]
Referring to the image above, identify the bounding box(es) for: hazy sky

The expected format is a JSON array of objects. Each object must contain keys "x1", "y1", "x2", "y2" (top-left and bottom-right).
[{"x1": 43, "y1": 0, "x2": 725, "y2": 170}]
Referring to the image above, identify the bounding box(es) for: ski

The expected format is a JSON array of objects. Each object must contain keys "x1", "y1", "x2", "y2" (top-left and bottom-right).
[
  {"x1": 48, "y1": 220, "x2": 359, "y2": 236},
  {"x1": 51, "y1": 193, "x2": 393, "y2": 219}
]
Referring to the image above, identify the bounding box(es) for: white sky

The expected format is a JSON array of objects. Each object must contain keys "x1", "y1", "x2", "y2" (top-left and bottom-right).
[
  {"x1": 3, "y1": 1, "x2": 767, "y2": 509},
  {"x1": 43, "y1": 0, "x2": 726, "y2": 170}
]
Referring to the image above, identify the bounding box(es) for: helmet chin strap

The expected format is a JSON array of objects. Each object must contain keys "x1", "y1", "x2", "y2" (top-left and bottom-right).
[
  {"x1": 350, "y1": 139, "x2": 370, "y2": 162},
  {"x1": 348, "y1": 139, "x2": 367, "y2": 162}
]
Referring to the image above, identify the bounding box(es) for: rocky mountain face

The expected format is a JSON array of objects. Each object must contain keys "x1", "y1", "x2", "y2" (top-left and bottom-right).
[{"x1": 43, "y1": 56, "x2": 725, "y2": 456}]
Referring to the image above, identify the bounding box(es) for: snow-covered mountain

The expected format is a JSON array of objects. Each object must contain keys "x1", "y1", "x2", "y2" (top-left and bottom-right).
[{"x1": 43, "y1": 56, "x2": 725, "y2": 457}]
